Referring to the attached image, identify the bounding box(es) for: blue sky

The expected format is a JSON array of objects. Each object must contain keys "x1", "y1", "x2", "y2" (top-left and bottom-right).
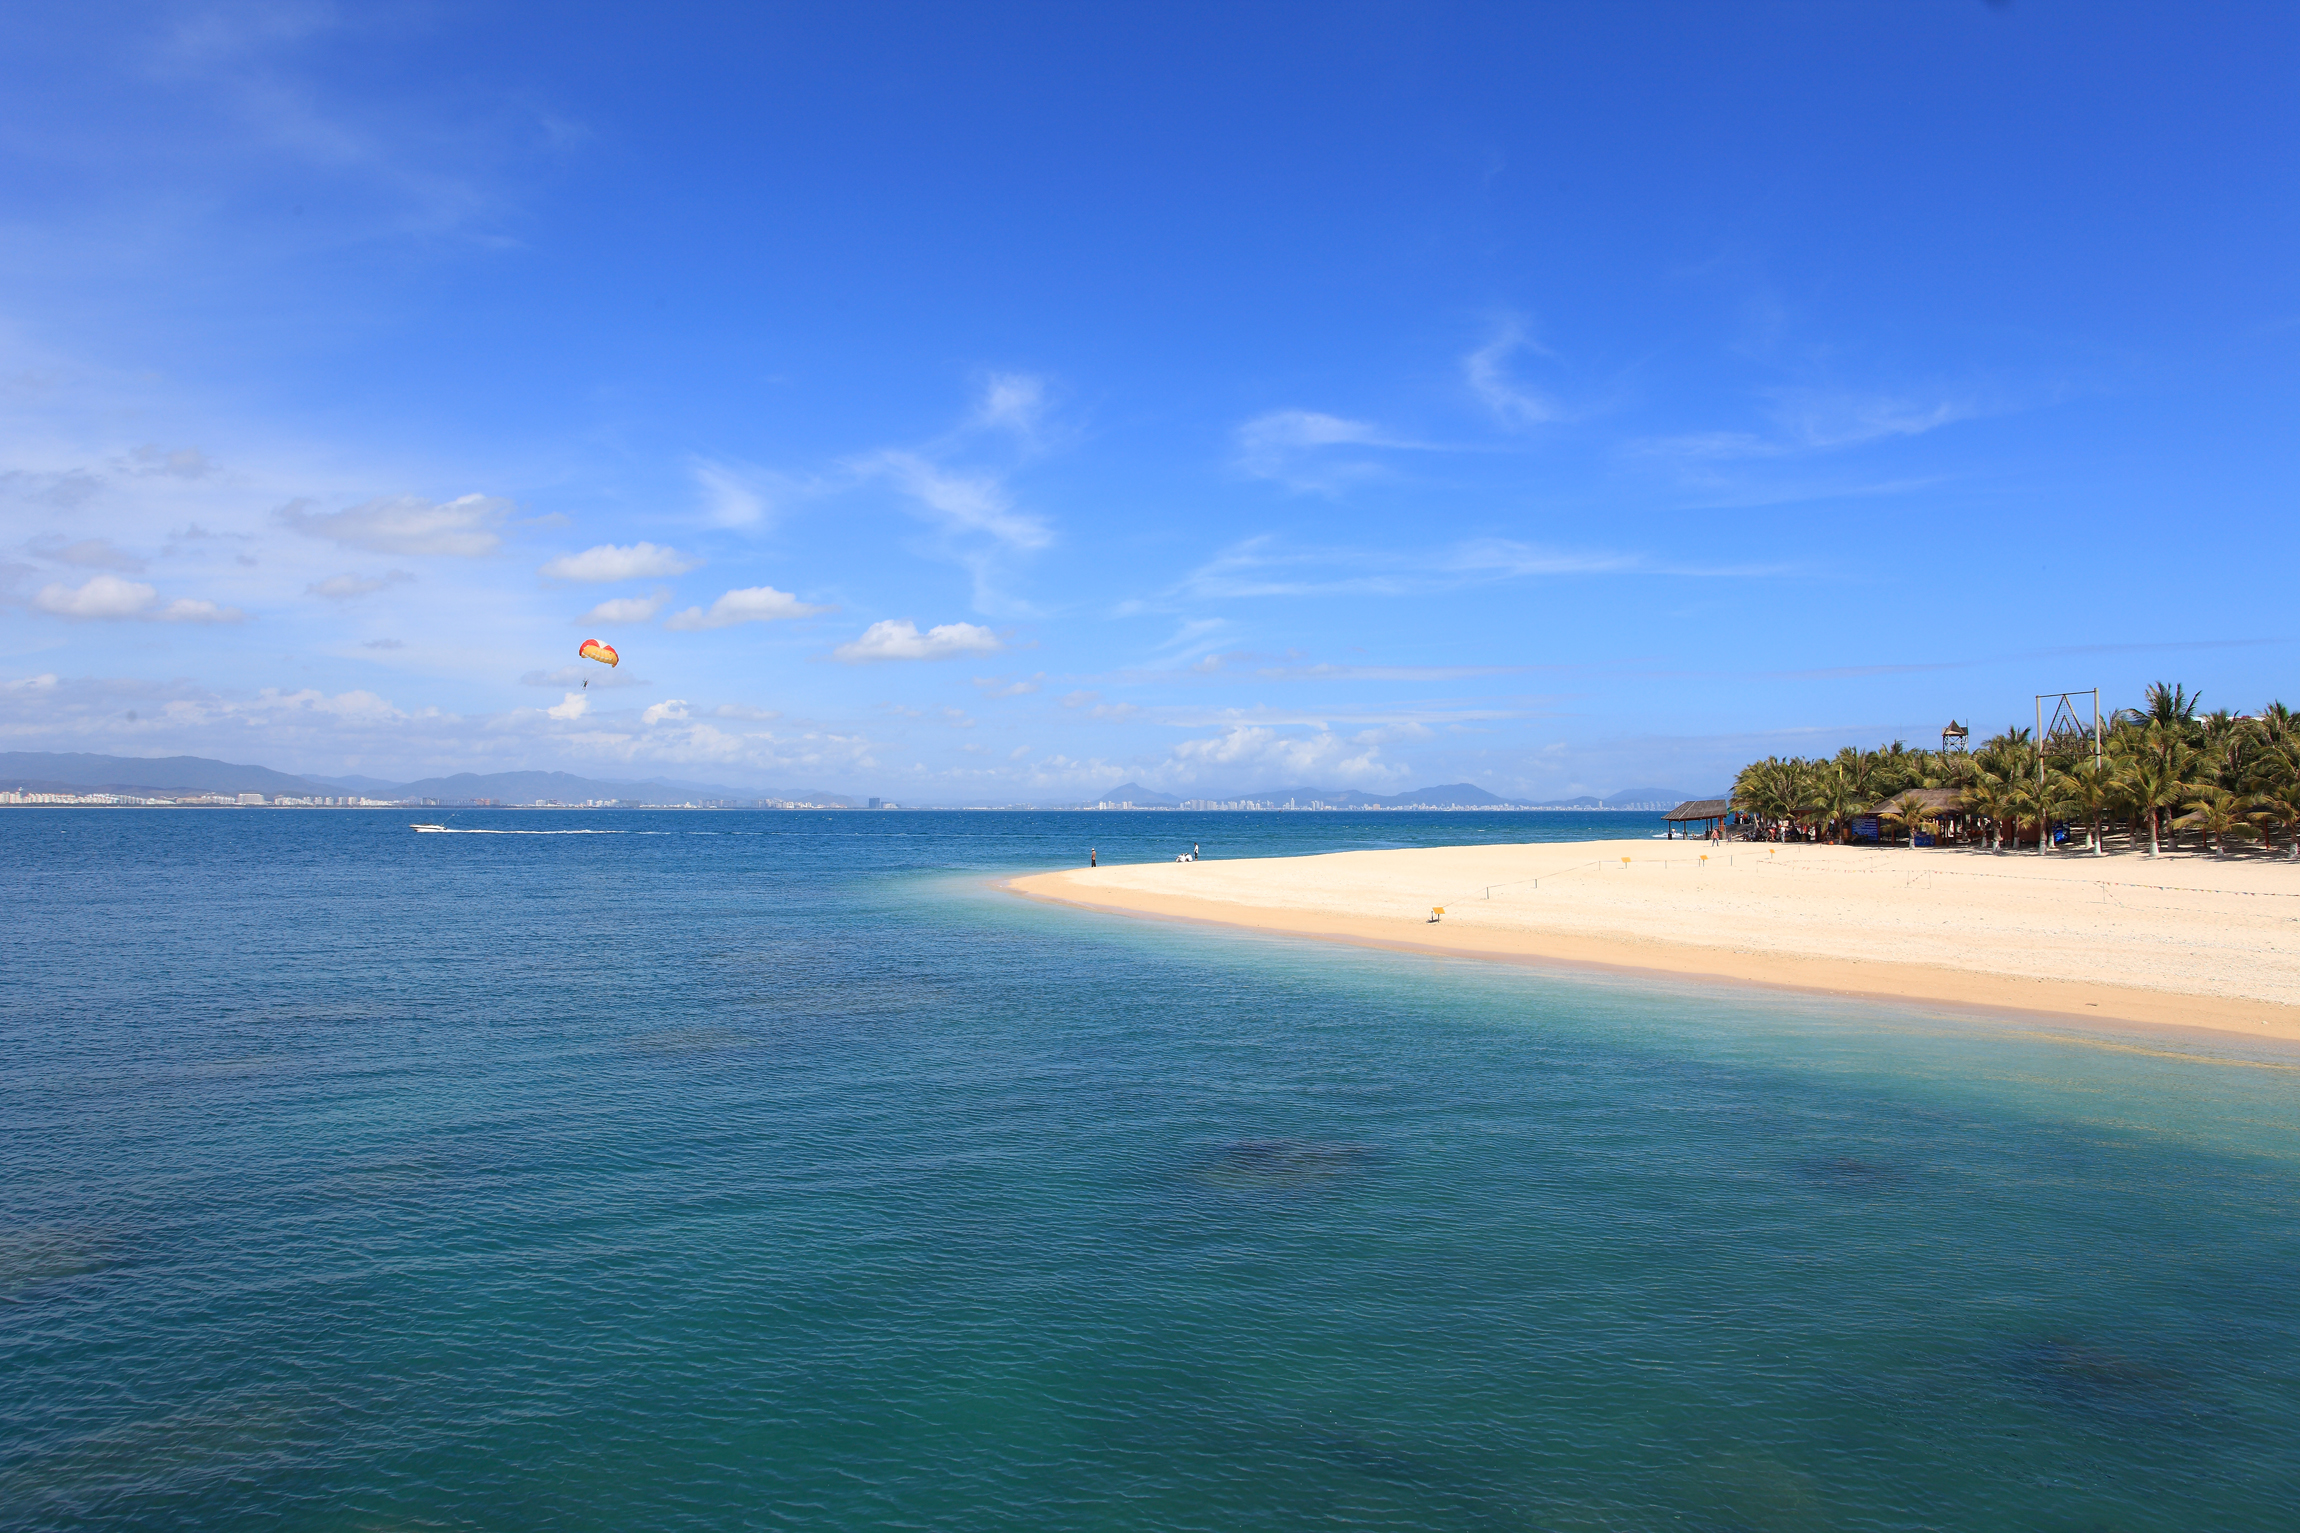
[{"x1": 2, "y1": 2, "x2": 2293, "y2": 800}]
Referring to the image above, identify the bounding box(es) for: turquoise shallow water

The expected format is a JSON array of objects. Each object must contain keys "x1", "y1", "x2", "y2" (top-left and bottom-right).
[{"x1": 3, "y1": 808, "x2": 2296, "y2": 1531}]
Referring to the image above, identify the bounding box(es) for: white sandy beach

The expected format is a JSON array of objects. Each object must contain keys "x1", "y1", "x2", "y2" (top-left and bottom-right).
[{"x1": 1010, "y1": 840, "x2": 2300, "y2": 1040}]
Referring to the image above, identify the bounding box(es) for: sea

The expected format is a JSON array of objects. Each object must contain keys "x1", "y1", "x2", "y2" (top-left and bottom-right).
[{"x1": 3, "y1": 808, "x2": 2295, "y2": 1531}]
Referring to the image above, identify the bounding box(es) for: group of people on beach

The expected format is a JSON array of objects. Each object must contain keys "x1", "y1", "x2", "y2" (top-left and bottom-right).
[{"x1": 1085, "y1": 843, "x2": 1202, "y2": 867}]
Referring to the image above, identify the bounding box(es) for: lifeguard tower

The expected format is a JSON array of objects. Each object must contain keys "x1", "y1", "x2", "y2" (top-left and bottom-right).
[{"x1": 1940, "y1": 720, "x2": 1968, "y2": 754}]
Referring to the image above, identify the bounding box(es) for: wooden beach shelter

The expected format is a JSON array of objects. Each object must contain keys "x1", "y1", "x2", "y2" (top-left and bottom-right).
[
  {"x1": 1858, "y1": 786, "x2": 1966, "y2": 844},
  {"x1": 1663, "y1": 798, "x2": 1732, "y2": 839}
]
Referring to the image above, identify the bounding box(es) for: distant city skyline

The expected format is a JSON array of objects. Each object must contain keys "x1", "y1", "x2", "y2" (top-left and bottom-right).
[{"x1": 2, "y1": 4, "x2": 2293, "y2": 799}]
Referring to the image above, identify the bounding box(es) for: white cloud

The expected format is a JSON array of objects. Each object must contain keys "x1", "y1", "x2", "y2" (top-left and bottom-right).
[
  {"x1": 833, "y1": 618, "x2": 1004, "y2": 663},
  {"x1": 27, "y1": 574, "x2": 246, "y2": 623},
  {"x1": 280, "y1": 492, "x2": 511, "y2": 556},
  {"x1": 1166, "y1": 724, "x2": 1403, "y2": 786},
  {"x1": 641, "y1": 699, "x2": 690, "y2": 726},
  {"x1": 972, "y1": 672, "x2": 1043, "y2": 698},
  {"x1": 33, "y1": 574, "x2": 157, "y2": 619},
  {"x1": 546, "y1": 691, "x2": 589, "y2": 721},
  {"x1": 539, "y1": 542, "x2": 697, "y2": 582},
  {"x1": 664, "y1": 585, "x2": 833, "y2": 631},
  {"x1": 577, "y1": 588, "x2": 670, "y2": 625},
  {"x1": 1463, "y1": 322, "x2": 1560, "y2": 428},
  {"x1": 7, "y1": 673, "x2": 60, "y2": 691},
  {"x1": 1059, "y1": 689, "x2": 1099, "y2": 708},
  {"x1": 154, "y1": 597, "x2": 244, "y2": 624},
  {"x1": 306, "y1": 570, "x2": 414, "y2": 600},
  {"x1": 712, "y1": 703, "x2": 781, "y2": 721}
]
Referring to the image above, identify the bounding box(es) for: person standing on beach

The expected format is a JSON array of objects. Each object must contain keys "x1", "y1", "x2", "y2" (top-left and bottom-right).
[{"x1": 1089, "y1": 847, "x2": 1096, "y2": 867}]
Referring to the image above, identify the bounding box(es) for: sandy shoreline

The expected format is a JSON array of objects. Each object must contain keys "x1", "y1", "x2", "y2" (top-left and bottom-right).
[{"x1": 1007, "y1": 840, "x2": 2300, "y2": 1042}]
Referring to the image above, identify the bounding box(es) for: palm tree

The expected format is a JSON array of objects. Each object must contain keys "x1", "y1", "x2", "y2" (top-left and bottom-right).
[
  {"x1": 2121, "y1": 681, "x2": 2201, "y2": 731},
  {"x1": 1832, "y1": 746, "x2": 1880, "y2": 812},
  {"x1": 1733, "y1": 757, "x2": 1801, "y2": 841},
  {"x1": 2007, "y1": 770, "x2": 2071, "y2": 855},
  {"x1": 1881, "y1": 791, "x2": 1934, "y2": 850},
  {"x1": 2245, "y1": 741, "x2": 2300, "y2": 859},
  {"x1": 2252, "y1": 783, "x2": 2300, "y2": 861},
  {"x1": 2125, "y1": 754, "x2": 2186, "y2": 857},
  {"x1": 1961, "y1": 770, "x2": 2011, "y2": 851},
  {"x1": 2177, "y1": 787, "x2": 2253, "y2": 856},
  {"x1": 2058, "y1": 756, "x2": 2125, "y2": 857},
  {"x1": 1809, "y1": 763, "x2": 1863, "y2": 843}
]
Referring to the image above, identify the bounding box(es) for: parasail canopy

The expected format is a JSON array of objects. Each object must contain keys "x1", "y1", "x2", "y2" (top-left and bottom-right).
[{"x1": 578, "y1": 639, "x2": 619, "y2": 668}]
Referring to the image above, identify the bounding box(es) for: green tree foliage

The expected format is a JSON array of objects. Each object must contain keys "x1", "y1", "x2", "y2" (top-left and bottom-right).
[
  {"x1": 1724, "y1": 682, "x2": 2296, "y2": 856},
  {"x1": 1880, "y1": 791, "x2": 1934, "y2": 849}
]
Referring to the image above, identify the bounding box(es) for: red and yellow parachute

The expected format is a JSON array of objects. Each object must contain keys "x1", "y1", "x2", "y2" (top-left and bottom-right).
[{"x1": 578, "y1": 639, "x2": 618, "y2": 669}]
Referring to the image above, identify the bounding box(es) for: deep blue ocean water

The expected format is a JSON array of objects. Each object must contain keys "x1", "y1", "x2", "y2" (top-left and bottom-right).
[{"x1": 3, "y1": 808, "x2": 2296, "y2": 1531}]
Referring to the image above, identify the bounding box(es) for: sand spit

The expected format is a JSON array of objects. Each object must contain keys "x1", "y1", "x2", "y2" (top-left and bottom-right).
[{"x1": 1008, "y1": 840, "x2": 2300, "y2": 1041}]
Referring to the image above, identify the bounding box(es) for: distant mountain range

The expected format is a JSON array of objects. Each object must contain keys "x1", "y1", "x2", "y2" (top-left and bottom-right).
[
  {"x1": 1092, "y1": 781, "x2": 1713, "y2": 809},
  {"x1": 0, "y1": 751, "x2": 1707, "y2": 811},
  {"x1": 0, "y1": 752, "x2": 852, "y2": 806}
]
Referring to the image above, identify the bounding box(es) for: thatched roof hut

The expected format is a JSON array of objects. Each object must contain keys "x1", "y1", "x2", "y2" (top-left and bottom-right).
[
  {"x1": 1864, "y1": 787, "x2": 1963, "y2": 816},
  {"x1": 1664, "y1": 798, "x2": 1732, "y2": 823}
]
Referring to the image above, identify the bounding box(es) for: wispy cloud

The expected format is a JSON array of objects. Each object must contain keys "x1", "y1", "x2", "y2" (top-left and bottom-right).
[
  {"x1": 971, "y1": 373, "x2": 1050, "y2": 444},
  {"x1": 1172, "y1": 534, "x2": 1763, "y2": 602},
  {"x1": 1765, "y1": 636, "x2": 2282, "y2": 682},
  {"x1": 854, "y1": 450, "x2": 1052, "y2": 552},
  {"x1": 521, "y1": 663, "x2": 647, "y2": 689},
  {"x1": 1462, "y1": 321, "x2": 1559, "y2": 428},
  {"x1": 1640, "y1": 388, "x2": 1980, "y2": 465},
  {"x1": 691, "y1": 459, "x2": 784, "y2": 528},
  {"x1": 1234, "y1": 409, "x2": 1432, "y2": 491},
  {"x1": 306, "y1": 569, "x2": 414, "y2": 600},
  {"x1": 27, "y1": 534, "x2": 145, "y2": 572},
  {"x1": 119, "y1": 445, "x2": 215, "y2": 479},
  {"x1": 1247, "y1": 661, "x2": 1536, "y2": 682},
  {"x1": 280, "y1": 493, "x2": 511, "y2": 556}
]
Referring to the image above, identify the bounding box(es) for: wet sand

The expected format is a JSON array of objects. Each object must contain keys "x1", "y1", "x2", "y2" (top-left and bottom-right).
[{"x1": 1008, "y1": 840, "x2": 2300, "y2": 1041}]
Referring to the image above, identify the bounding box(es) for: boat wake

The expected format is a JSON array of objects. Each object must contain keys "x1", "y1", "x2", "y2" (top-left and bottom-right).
[{"x1": 409, "y1": 825, "x2": 622, "y2": 835}]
